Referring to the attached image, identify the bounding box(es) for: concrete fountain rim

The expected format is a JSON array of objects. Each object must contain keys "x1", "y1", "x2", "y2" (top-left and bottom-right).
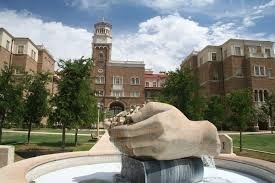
[{"x1": 0, "y1": 132, "x2": 274, "y2": 183}]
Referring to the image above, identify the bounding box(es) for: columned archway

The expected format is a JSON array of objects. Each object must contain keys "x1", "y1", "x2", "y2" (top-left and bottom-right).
[{"x1": 109, "y1": 101, "x2": 125, "y2": 115}]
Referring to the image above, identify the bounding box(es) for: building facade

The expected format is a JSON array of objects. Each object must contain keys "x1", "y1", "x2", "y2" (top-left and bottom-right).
[
  {"x1": 0, "y1": 28, "x2": 55, "y2": 94},
  {"x1": 182, "y1": 39, "x2": 275, "y2": 103},
  {"x1": 182, "y1": 39, "x2": 275, "y2": 129},
  {"x1": 91, "y1": 21, "x2": 145, "y2": 114},
  {"x1": 144, "y1": 69, "x2": 167, "y2": 102}
]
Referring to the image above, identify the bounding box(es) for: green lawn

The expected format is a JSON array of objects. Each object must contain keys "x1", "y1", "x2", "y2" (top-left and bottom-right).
[
  {"x1": 2, "y1": 132, "x2": 97, "y2": 161},
  {"x1": 229, "y1": 134, "x2": 275, "y2": 162},
  {"x1": 229, "y1": 134, "x2": 275, "y2": 153}
]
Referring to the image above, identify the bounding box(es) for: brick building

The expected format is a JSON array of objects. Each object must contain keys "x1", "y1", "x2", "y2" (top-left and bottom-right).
[
  {"x1": 182, "y1": 39, "x2": 275, "y2": 129},
  {"x1": 144, "y1": 69, "x2": 167, "y2": 102},
  {"x1": 91, "y1": 21, "x2": 145, "y2": 114},
  {"x1": 0, "y1": 28, "x2": 55, "y2": 94},
  {"x1": 182, "y1": 39, "x2": 275, "y2": 103}
]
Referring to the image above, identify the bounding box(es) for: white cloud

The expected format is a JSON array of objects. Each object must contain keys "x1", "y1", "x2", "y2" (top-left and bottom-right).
[
  {"x1": 242, "y1": 0, "x2": 275, "y2": 28},
  {"x1": 69, "y1": 0, "x2": 215, "y2": 11},
  {"x1": 0, "y1": 10, "x2": 91, "y2": 61},
  {"x1": 0, "y1": 9, "x2": 271, "y2": 72}
]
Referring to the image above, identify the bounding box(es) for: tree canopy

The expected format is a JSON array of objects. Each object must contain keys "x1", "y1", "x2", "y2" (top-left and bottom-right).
[
  {"x1": 0, "y1": 65, "x2": 24, "y2": 143},
  {"x1": 159, "y1": 68, "x2": 206, "y2": 120},
  {"x1": 49, "y1": 57, "x2": 97, "y2": 148}
]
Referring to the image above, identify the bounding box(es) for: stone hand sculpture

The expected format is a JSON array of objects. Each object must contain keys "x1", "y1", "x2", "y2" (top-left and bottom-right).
[{"x1": 107, "y1": 102, "x2": 221, "y2": 160}]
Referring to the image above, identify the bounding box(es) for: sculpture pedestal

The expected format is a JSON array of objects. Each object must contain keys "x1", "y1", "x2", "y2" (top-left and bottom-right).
[{"x1": 116, "y1": 155, "x2": 204, "y2": 183}]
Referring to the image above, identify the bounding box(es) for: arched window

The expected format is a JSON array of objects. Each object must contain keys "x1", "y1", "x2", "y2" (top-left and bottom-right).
[{"x1": 99, "y1": 51, "x2": 104, "y2": 61}]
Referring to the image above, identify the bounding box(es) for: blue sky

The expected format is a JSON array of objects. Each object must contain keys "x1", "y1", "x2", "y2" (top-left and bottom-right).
[{"x1": 0, "y1": 0, "x2": 275, "y2": 71}]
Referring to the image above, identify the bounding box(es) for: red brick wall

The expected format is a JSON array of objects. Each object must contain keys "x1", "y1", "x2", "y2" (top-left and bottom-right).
[{"x1": 0, "y1": 46, "x2": 12, "y2": 70}]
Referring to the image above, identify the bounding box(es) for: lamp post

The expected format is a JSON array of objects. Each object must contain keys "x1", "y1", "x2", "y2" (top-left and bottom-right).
[{"x1": 97, "y1": 102, "x2": 101, "y2": 138}]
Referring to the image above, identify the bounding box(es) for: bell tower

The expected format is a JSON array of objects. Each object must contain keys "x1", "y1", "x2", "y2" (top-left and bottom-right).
[
  {"x1": 92, "y1": 19, "x2": 112, "y2": 107},
  {"x1": 92, "y1": 20, "x2": 112, "y2": 64}
]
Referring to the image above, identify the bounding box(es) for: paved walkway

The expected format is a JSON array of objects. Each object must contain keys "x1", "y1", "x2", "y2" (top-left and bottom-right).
[
  {"x1": 219, "y1": 131, "x2": 272, "y2": 135},
  {"x1": 3, "y1": 130, "x2": 104, "y2": 136}
]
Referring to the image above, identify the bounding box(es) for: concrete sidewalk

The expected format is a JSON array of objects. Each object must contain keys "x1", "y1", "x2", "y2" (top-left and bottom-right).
[
  {"x1": 219, "y1": 131, "x2": 273, "y2": 135},
  {"x1": 3, "y1": 130, "x2": 104, "y2": 136}
]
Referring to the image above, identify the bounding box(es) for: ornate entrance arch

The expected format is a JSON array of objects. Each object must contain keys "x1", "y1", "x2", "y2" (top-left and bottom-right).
[{"x1": 109, "y1": 101, "x2": 125, "y2": 115}]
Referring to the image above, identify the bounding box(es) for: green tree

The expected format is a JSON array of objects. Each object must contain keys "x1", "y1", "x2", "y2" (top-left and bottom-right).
[
  {"x1": 73, "y1": 78, "x2": 97, "y2": 146},
  {"x1": 159, "y1": 68, "x2": 205, "y2": 120},
  {"x1": 261, "y1": 93, "x2": 275, "y2": 134},
  {"x1": 0, "y1": 65, "x2": 24, "y2": 144},
  {"x1": 24, "y1": 73, "x2": 49, "y2": 144},
  {"x1": 205, "y1": 95, "x2": 226, "y2": 130},
  {"x1": 49, "y1": 57, "x2": 97, "y2": 149},
  {"x1": 226, "y1": 89, "x2": 255, "y2": 152}
]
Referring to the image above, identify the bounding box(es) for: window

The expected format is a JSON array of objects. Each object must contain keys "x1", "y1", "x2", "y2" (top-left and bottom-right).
[
  {"x1": 235, "y1": 67, "x2": 243, "y2": 77},
  {"x1": 223, "y1": 50, "x2": 227, "y2": 58},
  {"x1": 131, "y1": 77, "x2": 140, "y2": 85},
  {"x1": 264, "y1": 90, "x2": 269, "y2": 101},
  {"x1": 95, "y1": 90, "x2": 104, "y2": 97},
  {"x1": 113, "y1": 76, "x2": 123, "y2": 85},
  {"x1": 234, "y1": 46, "x2": 241, "y2": 56},
  {"x1": 260, "y1": 66, "x2": 265, "y2": 76},
  {"x1": 254, "y1": 89, "x2": 269, "y2": 102},
  {"x1": 250, "y1": 47, "x2": 257, "y2": 54},
  {"x1": 256, "y1": 46, "x2": 261, "y2": 53},
  {"x1": 145, "y1": 82, "x2": 149, "y2": 87},
  {"x1": 31, "y1": 50, "x2": 36, "y2": 60},
  {"x1": 199, "y1": 57, "x2": 203, "y2": 65},
  {"x1": 153, "y1": 82, "x2": 157, "y2": 87},
  {"x1": 99, "y1": 51, "x2": 104, "y2": 61},
  {"x1": 254, "y1": 65, "x2": 265, "y2": 76},
  {"x1": 211, "y1": 52, "x2": 217, "y2": 61},
  {"x1": 267, "y1": 69, "x2": 272, "y2": 78},
  {"x1": 96, "y1": 75, "x2": 105, "y2": 84},
  {"x1": 265, "y1": 48, "x2": 271, "y2": 57},
  {"x1": 112, "y1": 91, "x2": 123, "y2": 97},
  {"x1": 6, "y1": 40, "x2": 10, "y2": 50},
  {"x1": 259, "y1": 90, "x2": 263, "y2": 102},
  {"x1": 130, "y1": 91, "x2": 140, "y2": 97},
  {"x1": 213, "y1": 72, "x2": 219, "y2": 80},
  {"x1": 17, "y1": 45, "x2": 24, "y2": 54},
  {"x1": 254, "y1": 90, "x2": 258, "y2": 102}
]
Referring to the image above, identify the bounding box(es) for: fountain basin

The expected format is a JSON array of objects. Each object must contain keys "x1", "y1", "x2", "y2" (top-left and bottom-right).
[
  {"x1": 0, "y1": 152, "x2": 274, "y2": 183},
  {"x1": 0, "y1": 132, "x2": 274, "y2": 183}
]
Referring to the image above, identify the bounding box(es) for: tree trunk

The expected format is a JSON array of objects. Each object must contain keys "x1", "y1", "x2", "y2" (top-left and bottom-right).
[
  {"x1": 74, "y1": 128, "x2": 78, "y2": 146},
  {"x1": 240, "y1": 130, "x2": 243, "y2": 152},
  {"x1": 27, "y1": 121, "x2": 32, "y2": 144},
  {"x1": 62, "y1": 123, "x2": 66, "y2": 150}
]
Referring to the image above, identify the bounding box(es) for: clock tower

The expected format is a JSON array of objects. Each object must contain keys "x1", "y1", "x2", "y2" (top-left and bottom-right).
[{"x1": 92, "y1": 20, "x2": 112, "y2": 106}]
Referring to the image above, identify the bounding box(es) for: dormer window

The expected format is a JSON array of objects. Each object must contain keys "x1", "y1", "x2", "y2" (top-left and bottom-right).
[
  {"x1": 211, "y1": 52, "x2": 217, "y2": 61},
  {"x1": 6, "y1": 40, "x2": 10, "y2": 50},
  {"x1": 17, "y1": 45, "x2": 24, "y2": 54},
  {"x1": 265, "y1": 48, "x2": 271, "y2": 57},
  {"x1": 234, "y1": 46, "x2": 241, "y2": 56}
]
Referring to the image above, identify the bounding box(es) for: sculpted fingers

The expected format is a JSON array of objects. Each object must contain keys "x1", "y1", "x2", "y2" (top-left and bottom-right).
[
  {"x1": 131, "y1": 102, "x2": 174, "y2": 123},
  {"x1": 109, "y1": 115, "x2": 163, "y2": 138}
]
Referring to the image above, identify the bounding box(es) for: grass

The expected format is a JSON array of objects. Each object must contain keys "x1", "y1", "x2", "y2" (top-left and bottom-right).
[
  {"x1": 229, "y1": 134, "x2": 275, "y2": 162},
  {"x1": 229, "y1": 134, "x2": 275, "y2": 152},
  {"x1": 5, "y1": 128, "x2": 106, "y2": 135},
  {"x1": 2, "y1": 132, "x2": 97, "y2": 161}
]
